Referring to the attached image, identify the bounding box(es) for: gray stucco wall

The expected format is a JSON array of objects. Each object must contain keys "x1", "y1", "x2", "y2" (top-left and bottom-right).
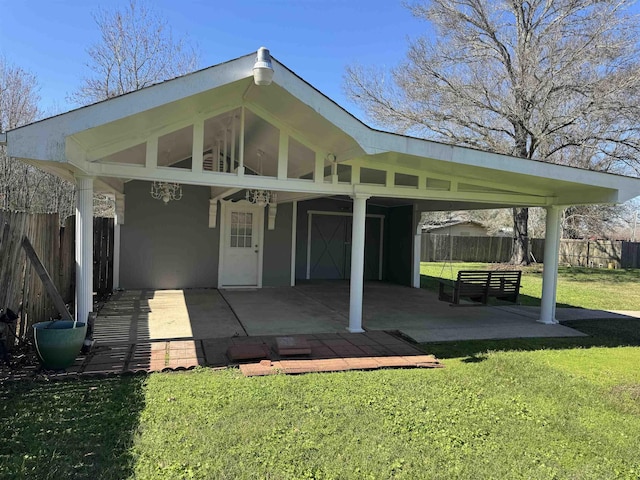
[
  {"x1": 120, "y1": 180, "x2": 219, "y2": 289},
  {"x1": 262, "y1": 202, "x2": 293, "y2": 287}
]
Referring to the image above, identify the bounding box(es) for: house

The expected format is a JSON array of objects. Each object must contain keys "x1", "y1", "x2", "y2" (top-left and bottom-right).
[
  {"x1": 2, "y1": 47, "x2": 639, "y2": 333},
  {"x1": 422, "y1": 220, "x2": 489, "y2": 236}
]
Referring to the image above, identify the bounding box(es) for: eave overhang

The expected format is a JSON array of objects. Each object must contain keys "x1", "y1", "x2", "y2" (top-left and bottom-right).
[{"x1": 5, "y1": 50, "x2": 639, "y2": 207}]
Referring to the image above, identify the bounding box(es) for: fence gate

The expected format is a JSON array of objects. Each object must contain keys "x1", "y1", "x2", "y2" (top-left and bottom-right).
[
  {"x1": 93, "y1": 217, "x2": 114, "y2": 295},
  {"x1": 622, "y1": 241, "x2": 640, "y2": 268}
]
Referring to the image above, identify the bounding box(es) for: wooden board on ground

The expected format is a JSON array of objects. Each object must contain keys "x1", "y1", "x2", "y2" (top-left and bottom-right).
[{"x1": 21, "y1": 236, "x2": 72, "y2": 320}]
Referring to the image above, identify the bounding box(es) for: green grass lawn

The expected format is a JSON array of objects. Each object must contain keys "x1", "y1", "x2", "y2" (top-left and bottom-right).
[
  {"x1": 421, "y1": 262, "x2": 640, "y2": 311},
  {"x1": 2, "y1": 265, "x2": 640, "y2": 479},
  {"x1": 2, "y1": 317, "x2": 640, "y2": 479}
]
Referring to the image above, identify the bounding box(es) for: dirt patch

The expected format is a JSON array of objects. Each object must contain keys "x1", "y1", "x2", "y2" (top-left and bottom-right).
[{"x1": 611, "y1": 384, "x2": 640, "y2": 402}]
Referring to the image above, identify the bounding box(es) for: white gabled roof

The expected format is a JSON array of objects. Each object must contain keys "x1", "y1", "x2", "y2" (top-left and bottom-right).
[{"x1": 5, "y1": 49, "x2": 640, "y2": 206}]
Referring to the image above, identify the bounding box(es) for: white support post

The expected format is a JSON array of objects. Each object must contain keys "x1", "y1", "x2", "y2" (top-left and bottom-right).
[
  {"x1": 331, "y1": 159, "x2": 338, "y2": 184},
  {"x1": 223, "y1": 126, "x2": 228, "y2": 169},
  {"x1": 230, "y1": 115, "x2": 236, "y2": 172},
  {"x1": 75, "y1": 175, "x2": 94, "y2": 325},
  {"x1": 314, "y1": 152, "x2": 324, "y2": 183},
  {"x1": 539, "y1": 205, "x2": 562, "y2": 324},
  {"x1": 238, "y1": 106, "x2": 245, "y2": 176},
  {"x1": 113, "y1": 193, "x2": 125, "y2": 289},
  {"x1": 348, "y1": 193, "x2": 370, "y2": 333},
  {"x1": 412, "y1": 205, "x2": 422, "y2": 288},
  {"x1": 145, "y1": 136, "x2": 158, "y2": 169},
  {"x1": 351, "y1": 165, "x2": 360, "y2": 185},
  {"x1": 192, "y1": 121, "x2": 204, "y2": 173},
  {"x1": 277, "y1": 131, "x2": 288, "y2": 180},
  {"x1": 386, "y1": 170, "x2": 394, "y2": 188},
  {"x1": 412, "y1": 232, "x2": 421, "y2": 288}
]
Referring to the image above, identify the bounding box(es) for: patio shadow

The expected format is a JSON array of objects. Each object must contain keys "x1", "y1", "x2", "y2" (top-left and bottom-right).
[{"x1": 0, "y1": 375, "x2": 146, "y2": 479}]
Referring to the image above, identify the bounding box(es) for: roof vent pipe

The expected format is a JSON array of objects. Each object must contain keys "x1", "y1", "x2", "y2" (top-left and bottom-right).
[{"x1": 253, "y1": 47, "x2": 274, "y2": 86}]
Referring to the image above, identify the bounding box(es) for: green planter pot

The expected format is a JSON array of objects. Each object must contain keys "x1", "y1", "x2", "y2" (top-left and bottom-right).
[{"x1": 33, "y1": 321, "x2": 87, "y2": 370}]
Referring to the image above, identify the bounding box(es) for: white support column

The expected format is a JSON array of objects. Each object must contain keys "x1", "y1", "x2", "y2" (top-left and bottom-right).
[
  {"x1": 412, "y1": 231, "x2": 421, "y2": 288},
  {"x1": 238, "y1": 106, "x2": 245, "y2": 176},
  {"x1": 192, "y1": 121, "x2": 204, "y2": 173},
  {"x1": 145, "y1": 136, "x2": 158, "y2": 169},
  {"x1": 348, "y1": 193, "x2": 370, "y2": 333},
  {"x1": 75, "y1": 175, "x2": 94, "y2": 325},
  {"x1": 277, "y1": 131, "x2": 288, "y2": 180},
  {"x1": 539, "y1": 205, "x2": 562, "y2": 324},
  {"x1": 314, "y1": 152, "x2": 324, "y2": 183},
  {"x1": 113, "y1": 193, "x2": 125, "y2": 290},
  {"x1": 412, "y1": 205, "x2": 422, "y2": 288}
]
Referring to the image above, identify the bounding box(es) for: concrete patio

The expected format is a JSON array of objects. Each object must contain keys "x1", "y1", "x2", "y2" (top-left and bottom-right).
[
  {"x1": 93, "y1": 282, "x2": 640, "y2": 346},
  {"x1": 9, "y1": 281, "x2": 626, "y2": 378}
]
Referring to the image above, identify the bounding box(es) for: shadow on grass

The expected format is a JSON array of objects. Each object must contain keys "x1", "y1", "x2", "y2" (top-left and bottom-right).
[
  {"x1": 553, "y1": 266, "x2": 640, "y2": 283},
  {"x1": 0, "y1": 375, "x2": 146, "y2": 479},
  {"x1": 420, "y1": 318, "x2": 640, "y2": 360}
]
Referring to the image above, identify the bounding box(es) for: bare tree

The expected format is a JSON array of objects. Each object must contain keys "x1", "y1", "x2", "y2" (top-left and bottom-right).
[
  {"x1": 69, "y1": 0, "x2": 200, "y2": 216},
  {"x1": 71, "y1": 0, "x2": 199, "y2": 105},
  {"x1": 345, "y1": 0, "x2": 640, "y2": 264},
  {"x1": 0, "y1": 57, "x2": 76, "y2": 219}
]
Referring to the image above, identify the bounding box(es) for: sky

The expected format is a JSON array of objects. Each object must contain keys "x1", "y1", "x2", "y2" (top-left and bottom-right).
[{"x1": 0, "y1": 0, "x2": 427, "y2": 121}]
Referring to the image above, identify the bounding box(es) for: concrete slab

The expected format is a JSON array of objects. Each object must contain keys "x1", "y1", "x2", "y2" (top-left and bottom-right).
[
  {"x1": 220, "y1": 287, "x2": 347, "y2": 335},
  {"x1": 93, "y1": 283, "x2": 638, "y2": 346},
  {"x1": 497, "y1": 305, "x2": 640, "y2": 321},
  {"x1": 95, "y1": 289, "x2": 246, "y2": 345},
  {"x1": 296, "y1": 282, "x2": 589, "y2": 342}
]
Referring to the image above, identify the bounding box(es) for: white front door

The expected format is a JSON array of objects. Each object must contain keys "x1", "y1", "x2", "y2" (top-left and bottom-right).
[{"x1": 220, "y1": 201, "x2": 263, "y2": 287}]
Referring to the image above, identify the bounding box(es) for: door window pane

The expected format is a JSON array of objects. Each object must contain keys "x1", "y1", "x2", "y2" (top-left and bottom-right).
[{"x1": 229, "y1": 210, "x2": 253, "y2": 248}]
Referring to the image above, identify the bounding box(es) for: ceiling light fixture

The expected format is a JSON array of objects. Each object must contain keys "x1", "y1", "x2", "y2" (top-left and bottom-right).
[
  {"x1": 150, "y1": 181, "x2": 183, "y2": 204},
  {"x1": 245, "y1": 149, "x2": 276, "y2": 207}
]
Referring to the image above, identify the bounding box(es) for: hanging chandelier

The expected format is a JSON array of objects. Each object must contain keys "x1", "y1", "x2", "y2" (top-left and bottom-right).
[
  {"x1": 245, "y1": 189, "x2": 276, "y2": 207},
  {"x1": 245, "y1": 149, "x2": 275, "y2": 207},
  {"x1": 150, "y1": 181, "x2": 183, "y2": 204}
]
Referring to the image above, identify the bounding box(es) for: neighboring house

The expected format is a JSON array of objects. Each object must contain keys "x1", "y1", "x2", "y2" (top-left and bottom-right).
[
  {"x1": 3, "y1": 48, "x2": 639, "y2": 331},
  {"x1": 422, "y1": 221, "x2": 489, "y2": 236}
]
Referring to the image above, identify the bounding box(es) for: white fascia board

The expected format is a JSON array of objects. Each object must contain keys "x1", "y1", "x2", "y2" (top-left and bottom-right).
[
  {"x1": 367, "y1": 131, "x2": 640, "y2": 200},
  {"x1": 272, "y1": 59, "x2": 371, "y2": 142},
  {"x1": 7, "y1": 55, "x2": 255, "y2": 162}
]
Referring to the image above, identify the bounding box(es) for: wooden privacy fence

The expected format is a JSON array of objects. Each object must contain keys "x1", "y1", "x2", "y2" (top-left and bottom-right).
[
  {"x1": 421, "y1": 234, "x2": 640, "y2": 268},
  {"x1": 0, "y1": 211, "x2": 74, "y2": 343},
  {"x1": 421, "y1": 235, "x2": 513, "y2": 263},
  {"x1": 1, "y1": 211, "x2": 114, "y2": 345}
]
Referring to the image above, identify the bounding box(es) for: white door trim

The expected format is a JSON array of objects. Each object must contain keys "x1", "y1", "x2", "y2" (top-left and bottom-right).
[
  {"x1": 218, "y1": 199, "x2": 264, "y2": 288},
  {"x1": 306, "y1": 210, "x2": 385, "y2": 281}
]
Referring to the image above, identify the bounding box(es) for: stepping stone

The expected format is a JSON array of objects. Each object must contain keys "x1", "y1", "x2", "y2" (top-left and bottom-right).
[
  {"x1": 276, "y1": 336, "x2": 312, "y2": 356},
  {"x1": 226, "y1": 343, "x2": 270, "y2": 361}
]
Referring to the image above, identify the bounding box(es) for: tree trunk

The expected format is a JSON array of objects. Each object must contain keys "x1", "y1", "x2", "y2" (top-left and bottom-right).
[{"x1": 510, "y1": 207, "x2": 530, "y2": 265}]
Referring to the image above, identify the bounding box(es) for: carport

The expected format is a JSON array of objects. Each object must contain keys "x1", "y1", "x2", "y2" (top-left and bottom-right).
[{"x1": 3, "y1": 47, "x2": 640, "y2": 337}]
